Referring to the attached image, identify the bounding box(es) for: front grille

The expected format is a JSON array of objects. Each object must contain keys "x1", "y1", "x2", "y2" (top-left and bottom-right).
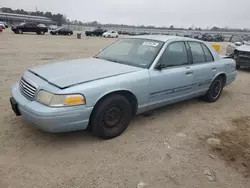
[
  {"x1": 19, "y1": 77, "x2": 37, "y2": 99},
  {"x1": 238, "y1": 51, "x2": 250, "y2": 59}
]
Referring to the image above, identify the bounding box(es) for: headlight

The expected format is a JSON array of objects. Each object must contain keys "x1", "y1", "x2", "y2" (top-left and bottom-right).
[{"x1": 36, "y1": 90, "x2": 85, "y2": 107}]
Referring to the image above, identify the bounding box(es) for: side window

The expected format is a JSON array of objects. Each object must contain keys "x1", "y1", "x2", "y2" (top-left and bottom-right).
[
  {"x1": 30, "y1": 23, "x2": 37, "y2": 27},
  {"x1": 201, "y1": 43, "x2": 214, "y2": 62},
  {"x1": 159, "y1": 42, "x2": 189, "y2": 67},
  {"x1": 188, "y1": 42, "x2": 206, "y2": 64}
]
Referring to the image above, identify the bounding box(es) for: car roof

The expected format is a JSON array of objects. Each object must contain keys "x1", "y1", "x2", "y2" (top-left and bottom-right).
[{"x1": 129, "y1": 35, "x2": 201, "y2": 42}]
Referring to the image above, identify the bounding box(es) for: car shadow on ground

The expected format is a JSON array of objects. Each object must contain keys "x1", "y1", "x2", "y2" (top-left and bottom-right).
[{"x1": 238, "y1": 68, "x2": 250, "y2": 73}]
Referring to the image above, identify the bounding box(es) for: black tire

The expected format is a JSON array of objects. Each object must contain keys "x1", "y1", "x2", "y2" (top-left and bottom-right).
[
  {"x1": 18, "y1": 29, "x2": 23, "y2": 34},
  {"x1": 40, "y1": 31, "x2": 45, "y2": 35},
  {"x1": 91, "y1": 94, "x2": 132, "y2": 139},
  {"x1": 203, "y1": 76, "x2": 223, "y2": 102},
  {"x1": 236, "y1": 65, "x2": 240, "y2": 70}
]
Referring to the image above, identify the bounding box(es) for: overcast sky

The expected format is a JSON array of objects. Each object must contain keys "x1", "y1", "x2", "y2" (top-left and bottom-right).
[{"x1": 1, "y1": 0, "x2": 250, "y2": 28}]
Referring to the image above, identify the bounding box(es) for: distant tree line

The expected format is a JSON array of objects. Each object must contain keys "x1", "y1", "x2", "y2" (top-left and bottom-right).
[{"x1": 1, "y1": 7, "x2": 249, "y2": 32}]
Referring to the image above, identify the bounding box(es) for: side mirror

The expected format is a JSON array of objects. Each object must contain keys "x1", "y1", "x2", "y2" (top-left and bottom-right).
[
  {"x1": 235, "y1": 41, "x2": 242, "y2": 46},
  {"x1": 155, "y1": 64, "x2": 166, "y2": 71}
]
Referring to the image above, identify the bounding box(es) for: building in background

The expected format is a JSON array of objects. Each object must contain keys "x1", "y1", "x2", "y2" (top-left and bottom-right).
[{"x1": 0, "y1": 12, "x2": 56, "y2": 25}]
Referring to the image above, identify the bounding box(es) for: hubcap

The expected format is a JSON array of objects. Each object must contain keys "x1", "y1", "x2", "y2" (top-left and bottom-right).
[
  {"x1": 212, "y1": 80, "x2": 221, "y2": 98},
  {"x1": 102, "y1": 106, "x2": 123, "y2": 129}
]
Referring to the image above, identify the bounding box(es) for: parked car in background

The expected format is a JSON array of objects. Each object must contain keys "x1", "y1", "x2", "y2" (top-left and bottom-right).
[
  {"x1": 11, "y1": 22, "x2": 48, "y2": 35},
  {"x1": 3, "y1": 22, "x2": 8, "y2": 28},
  {"x1": 10, "y1": 35, "x2": 236, "y2": 139},
  {"x1": 85, "y1": 28, "x2": 106, "y2": 36},
  {"x1": 0, "y1": 26, "x2": 2, "y2": 33},
  {"x1": 226, "y1": 35, "x2": 250, "y2": 69},
  {"x1": 0, "y1": 22, "x2": 6, "y2": 29},
  {"x1": 50, "y1": 27, "x2": 73, "y2": 36},
  {"x1": 102, "y1": 30, "x2": 119, "y2": 38},
  {"x1": 226, "y1": 35, "x2": 246, "y2": 56},
  {"x1": 49, "y1": 25, "x2": 58, "y2": 30},
  {"x1": 213, "y1": 34, "x2": 224, "y2": 42},
  {"x1": 202, "y1": 33, "x2": 213, "y2": 41}
]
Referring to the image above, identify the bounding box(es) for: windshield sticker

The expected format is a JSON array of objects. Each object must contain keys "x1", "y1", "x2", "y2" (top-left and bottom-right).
[{"x1": 142, "y1": 42, "x2": 159, "y2": 47}]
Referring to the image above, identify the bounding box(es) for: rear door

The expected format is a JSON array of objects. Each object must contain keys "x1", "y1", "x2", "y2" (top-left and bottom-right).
[
  {"x1": 58, "y1": 28, "x2": 64, "y2": 35},
  {"x1": 187, "y1": 42, "x2": 217, "y2": 93}
]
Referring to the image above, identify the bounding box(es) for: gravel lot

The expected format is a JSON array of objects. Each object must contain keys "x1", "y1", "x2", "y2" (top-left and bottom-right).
[{"x1": 0, "y1": 30, "x2": 250, "y2": 188}]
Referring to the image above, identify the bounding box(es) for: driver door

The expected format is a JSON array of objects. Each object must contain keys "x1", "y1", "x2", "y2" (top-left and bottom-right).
[{"x1": 148, "y1": 41, "x2": 195, "y2": 109}]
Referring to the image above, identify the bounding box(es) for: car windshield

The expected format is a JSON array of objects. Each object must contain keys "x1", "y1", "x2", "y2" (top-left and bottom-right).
[
  {"x1": 94, "y1": 38, "x2": 164, "y2": 68},
  {"x1": 19, "y1": 22, "x2": 26, "y2": 26}
]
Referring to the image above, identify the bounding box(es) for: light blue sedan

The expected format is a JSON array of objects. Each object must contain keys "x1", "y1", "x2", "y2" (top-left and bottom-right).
[{"x1": 10, "y1": 35, "x2": 237, "y2": 139}]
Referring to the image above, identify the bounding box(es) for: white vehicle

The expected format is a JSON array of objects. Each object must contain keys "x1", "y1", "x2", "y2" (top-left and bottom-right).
[
  {"x1": 0, "y1": 22, "x2": 6, "y2": 29},
  {"x1": 49, "y1": 25, "x2": 58, "y2": 30},
  {"x1": 102, "y1": 30, "x2": 119, "y2": 38}
]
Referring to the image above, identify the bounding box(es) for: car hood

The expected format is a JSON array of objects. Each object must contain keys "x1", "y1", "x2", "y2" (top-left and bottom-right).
[
  {"x1": 28, "y1": 57, "x2": 142, "y2": 89},
  {"x1": 236, "y1": 44, "x2": 250, "y2": 52}
]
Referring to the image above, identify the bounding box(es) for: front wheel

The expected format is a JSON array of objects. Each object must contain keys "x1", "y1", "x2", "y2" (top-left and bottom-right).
[
  {"x1": 91, "y1": 95, "x2": 132, "y2": 139},
  {"x1": 203, "y1": 77, "x2": 223, "y2": 102},
  {"x1": 18, "y1": 29, "x2": 23, "y2": 34},
  {"x1": 40, "y1": 31, "x2": 45, "y2": 35}
]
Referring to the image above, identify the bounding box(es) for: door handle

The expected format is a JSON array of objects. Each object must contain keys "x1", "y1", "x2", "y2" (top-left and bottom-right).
[
  {"x1": 186, "y1": 71, "x2": 193, "y2": 75},
  {"x1": 212, "y1": 67, "x2": 217, "y2": 71}
]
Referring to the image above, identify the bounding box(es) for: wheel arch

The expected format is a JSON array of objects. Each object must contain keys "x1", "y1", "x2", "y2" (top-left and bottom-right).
[
  {"x1": 212, "y1": 72, "x2": 227, "y2": 87},
  {"x1": 90, "y1": 89, "x2": 138, "y2": 117}
]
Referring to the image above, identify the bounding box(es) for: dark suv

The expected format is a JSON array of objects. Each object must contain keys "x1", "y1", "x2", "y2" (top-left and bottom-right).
[
  {"x1": 85, "y1": 28, "x2": 106, "y2": 36},
  {"x1": 12, "y1": 22, "x2": 48, "y2": 35}
]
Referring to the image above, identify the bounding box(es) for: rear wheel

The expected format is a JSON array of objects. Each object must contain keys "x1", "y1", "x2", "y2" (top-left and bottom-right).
[
  {"x1": 203, "y1": 76, "x2": 223, "y2": 102},
  {"x1": 40, "y1": 31, "x2": 45, "y2": 35},
  {"x1": 91, "y1": 94, "x2": 132, "y2": 139}
]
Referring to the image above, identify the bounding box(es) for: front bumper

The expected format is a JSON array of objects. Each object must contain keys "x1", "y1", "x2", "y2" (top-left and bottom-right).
[
  {"x1": 10, "y1": 83, "x2": 93, "y2": 133},
  {"x1": 235, "y1": 58, "x2": 250, "y2": 67}
]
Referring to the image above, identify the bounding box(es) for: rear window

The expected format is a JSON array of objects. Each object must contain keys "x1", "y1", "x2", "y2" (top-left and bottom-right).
[{"x1": 201, "y1": 43, "x2": 214, "y2": 62}]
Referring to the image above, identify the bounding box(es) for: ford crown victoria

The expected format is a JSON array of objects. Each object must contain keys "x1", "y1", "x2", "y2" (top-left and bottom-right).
[{"x1": 10, "y1": 35, "x2": 237, "y2": 139}]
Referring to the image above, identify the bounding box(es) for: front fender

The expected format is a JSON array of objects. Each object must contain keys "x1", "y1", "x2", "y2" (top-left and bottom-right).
[{"x1": 94, "y1": 88, "x2": 137, "y2": 106}]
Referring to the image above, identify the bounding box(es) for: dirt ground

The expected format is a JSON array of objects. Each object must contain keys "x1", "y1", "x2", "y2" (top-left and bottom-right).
[{"x1": 0, "y1": 30, "x2": 250, "y2": 188}]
